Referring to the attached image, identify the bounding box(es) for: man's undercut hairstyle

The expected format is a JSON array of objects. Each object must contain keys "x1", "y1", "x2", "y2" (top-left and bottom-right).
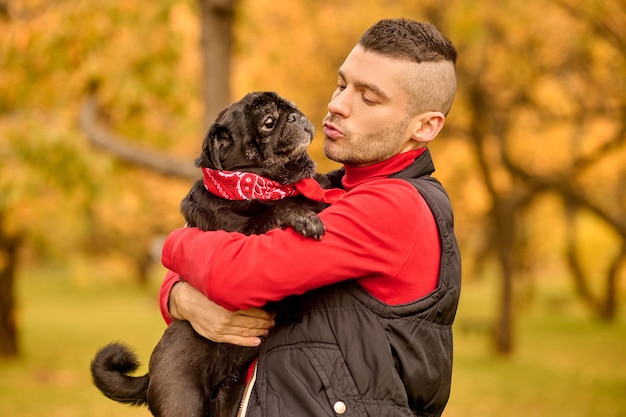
[
  {"x1": 359, "y1": 18, "x2": 458, "y2": 116},
  {"x1": 358, "y1": 18, "x2": 457, "y2": 64}
]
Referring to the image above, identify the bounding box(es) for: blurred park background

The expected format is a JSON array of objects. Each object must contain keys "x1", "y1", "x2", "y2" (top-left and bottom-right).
[{"x1": 1, "y1": 0, "x2": 625, "y2": 416}]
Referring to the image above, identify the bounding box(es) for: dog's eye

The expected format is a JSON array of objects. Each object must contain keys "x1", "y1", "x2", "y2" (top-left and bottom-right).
[{"x1": 261, "y1": 116, "x2": 276, "y2": 131}]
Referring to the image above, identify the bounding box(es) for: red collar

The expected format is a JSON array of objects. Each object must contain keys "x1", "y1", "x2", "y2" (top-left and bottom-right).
[
  {"x1": 342, "y1": 148, "x2": 427, "y2": 191},
  {"x1": 202, "y1": 168, "x2": 345, "y2": 204}
]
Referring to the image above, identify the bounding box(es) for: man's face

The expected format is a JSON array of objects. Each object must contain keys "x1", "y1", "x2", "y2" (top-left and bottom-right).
[{"x1": 322, "y1": 45, "x2": 420, "y2": 166}]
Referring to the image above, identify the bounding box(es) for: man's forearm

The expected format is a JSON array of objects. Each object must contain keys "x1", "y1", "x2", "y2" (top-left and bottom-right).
[
  {"x1": 160, "y1": 275, "x2": 275, "y2": 347},
  {"x1": 167, "y1": 280, "x2": 185, "y2": 321},
  {"x1": 160, "y1": 269, "x2": 184, "y2": 324},
  {"x1": 166, "y1": 280, "x2": 213, "y2": 323}
]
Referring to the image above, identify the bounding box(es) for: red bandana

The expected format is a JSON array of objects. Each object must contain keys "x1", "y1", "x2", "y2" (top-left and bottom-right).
[{"x1": 202, "y1": 168, "x2": 345, "y2": 204}]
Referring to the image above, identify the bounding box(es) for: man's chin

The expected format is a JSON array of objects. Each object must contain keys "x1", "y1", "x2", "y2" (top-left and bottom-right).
[{"x1": 323, "y1": 140, "x2": 342, "y2": 163}]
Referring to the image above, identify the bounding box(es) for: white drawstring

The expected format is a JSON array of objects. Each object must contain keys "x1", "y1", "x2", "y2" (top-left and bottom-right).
[{"x1": 237, "y1": 362, "x2": 258, "y2": 417}]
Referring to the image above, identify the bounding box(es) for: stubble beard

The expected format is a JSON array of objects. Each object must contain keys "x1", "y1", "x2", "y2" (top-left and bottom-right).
[{"x1": 324, "y1": 118, "x2": 411, "y2": 166}]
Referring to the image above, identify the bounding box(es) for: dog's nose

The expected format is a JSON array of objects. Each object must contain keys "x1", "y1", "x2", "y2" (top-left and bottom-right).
[{"x1": 287, "y1": 113, "x2": 298, "y2": 123}]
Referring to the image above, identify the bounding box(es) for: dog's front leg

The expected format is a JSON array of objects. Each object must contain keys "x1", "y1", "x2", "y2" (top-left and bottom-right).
[{"x1": 253, "y1": 200, "x2": 325, "y2": 240}]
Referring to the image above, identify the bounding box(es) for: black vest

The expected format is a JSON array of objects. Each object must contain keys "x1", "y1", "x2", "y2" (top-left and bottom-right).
[{"x1": 247, "y1": 150, "x2": 461, "y2": 417}]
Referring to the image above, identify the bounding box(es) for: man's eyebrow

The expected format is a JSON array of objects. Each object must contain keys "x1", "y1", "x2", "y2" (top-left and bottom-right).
[{"x1": 337, "y1": 69, "x2": 390, "y2": 101}]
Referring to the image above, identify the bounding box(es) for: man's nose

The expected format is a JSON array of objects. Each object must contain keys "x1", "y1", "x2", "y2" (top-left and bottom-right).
[{"x1": 328, "y1": 91, "x2": 350, "y2": 117}]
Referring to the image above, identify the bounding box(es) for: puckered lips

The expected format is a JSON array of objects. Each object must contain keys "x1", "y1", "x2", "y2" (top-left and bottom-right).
[{"x1": 323, "y1": 121, "x2": 344, "y2": 140}]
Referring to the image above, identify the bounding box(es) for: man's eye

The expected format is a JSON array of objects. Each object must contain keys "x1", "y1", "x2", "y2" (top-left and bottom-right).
[
  {"x1": 332, "y1": 84, "x2": 346, "y2": 99},
  {"x1": 362, "y1": 95, "x2": 376, "y2": 105},
  {"x1": 262, "y1": 116, "x2": 276, "y2": 130}
]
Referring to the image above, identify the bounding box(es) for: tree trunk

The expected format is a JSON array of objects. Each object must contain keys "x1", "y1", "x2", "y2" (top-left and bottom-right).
[
  {"x1": 492, "y1": 198, "x2": 515, "y2": 355},
  {"x1": 0, "y1": 218, "x2": 20, "y2": 358},
  {"x1": 601, "y1": 243, "x2": 626, "y2": 321},
  {"x1": 198, "y1": 0, "x2": 235, "y2": 127}
]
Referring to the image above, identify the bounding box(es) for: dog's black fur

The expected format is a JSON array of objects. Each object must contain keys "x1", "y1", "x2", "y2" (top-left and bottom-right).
[{"x1": 91, "y1": 92, "x2": 334, "y2": 417}]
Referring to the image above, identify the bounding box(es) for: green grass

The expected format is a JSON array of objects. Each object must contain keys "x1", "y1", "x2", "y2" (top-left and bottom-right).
[
  {"x1": 0, "y1": 264, "x2": 164, "y2": 417},
  {"x1": 1, "y1": 265, "x2": 624, "y2": 416},
  {"x1": 445, "y1": 277, "x2": 626, "y2": 417}
]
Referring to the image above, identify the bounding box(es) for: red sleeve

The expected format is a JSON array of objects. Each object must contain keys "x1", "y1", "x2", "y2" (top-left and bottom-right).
[
  {"x1": 159, "y1": 270, "x2": 182, "y2": 324},
  {"x1": 161, "y1": 179, "x2": 439, "y2": 311}
]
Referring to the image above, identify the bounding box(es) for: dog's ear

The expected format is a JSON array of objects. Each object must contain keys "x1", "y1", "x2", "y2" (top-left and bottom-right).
[{"x1": 195, "y1": 123, "x2": 232, "y2": 169}]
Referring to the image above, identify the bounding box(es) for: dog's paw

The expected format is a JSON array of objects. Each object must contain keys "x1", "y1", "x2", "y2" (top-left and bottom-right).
[{"x1": 290, "y1": 213, "x2": 326, "y2": 240}]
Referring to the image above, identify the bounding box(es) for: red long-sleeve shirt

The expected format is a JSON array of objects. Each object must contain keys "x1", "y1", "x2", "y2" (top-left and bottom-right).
[{"x1": 160, "y1": 148, "x2": 440, "y2": 322}]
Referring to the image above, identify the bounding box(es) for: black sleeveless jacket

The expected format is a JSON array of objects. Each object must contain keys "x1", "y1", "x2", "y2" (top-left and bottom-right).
[{"x1": 246, "y1": 150, "x2": 461, "y2": 417}]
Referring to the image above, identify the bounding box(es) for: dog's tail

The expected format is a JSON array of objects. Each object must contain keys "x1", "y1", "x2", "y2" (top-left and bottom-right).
[{"x1": 90, "y1": 342, "x2": 149, "y2": 406}]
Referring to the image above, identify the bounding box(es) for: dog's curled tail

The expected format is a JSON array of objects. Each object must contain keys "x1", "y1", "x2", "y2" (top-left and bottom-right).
[{"x1": 90, "y1": 342, "x2": 149, "y2": 406}]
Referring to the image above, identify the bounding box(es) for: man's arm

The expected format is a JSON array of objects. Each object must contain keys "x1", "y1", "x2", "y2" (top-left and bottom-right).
[
  {"x1": 162, "y1": 180, "x2": 435, "y2": 310},
  {"x1": 162, "y1": 275, "x2": 275, "y2": 347}
]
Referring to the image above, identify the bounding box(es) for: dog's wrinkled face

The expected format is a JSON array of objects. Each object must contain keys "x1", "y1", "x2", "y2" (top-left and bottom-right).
[{"x1": 196, "y1": 92, "x2": 316, "y2": 181}]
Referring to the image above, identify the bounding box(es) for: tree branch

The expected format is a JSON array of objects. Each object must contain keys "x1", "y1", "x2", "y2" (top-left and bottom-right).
[
  {"x1": 503, "y1": 157, "x2": 626, "y2": 240},
  {"x1": 552, "y1": 0, "x2": 626, "y2": 56},
  {"x1": 79, "y1": 95, "x2": 198, "y2": 181}
]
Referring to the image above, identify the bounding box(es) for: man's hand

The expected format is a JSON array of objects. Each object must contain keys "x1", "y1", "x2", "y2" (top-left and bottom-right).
[{"x1": 169, "y1": 281, "x2": 275, "y2": 347}]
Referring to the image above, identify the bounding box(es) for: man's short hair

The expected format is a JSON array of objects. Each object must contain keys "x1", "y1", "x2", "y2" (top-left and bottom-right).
[{"x1": 358, "y1": 19, "x2": 457, "y2": 116}]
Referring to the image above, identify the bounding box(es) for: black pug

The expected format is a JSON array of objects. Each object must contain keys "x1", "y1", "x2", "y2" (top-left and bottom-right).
[{"x1": 90, "y1": 92, "x2": 341, "y2": 417}]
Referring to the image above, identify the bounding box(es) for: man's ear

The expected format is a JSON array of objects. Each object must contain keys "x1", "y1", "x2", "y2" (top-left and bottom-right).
[{"x1": 409, "y1": 111, "x2": 446, "y2": 144}]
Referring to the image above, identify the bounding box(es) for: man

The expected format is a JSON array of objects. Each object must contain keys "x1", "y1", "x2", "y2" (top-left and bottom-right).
[{"x1": 160, "y1": 18, "x2": 461, "y2": 417}]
